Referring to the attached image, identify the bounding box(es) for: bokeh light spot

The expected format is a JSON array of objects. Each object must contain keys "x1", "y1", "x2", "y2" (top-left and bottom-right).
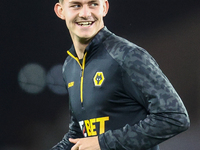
[
  {"x1": 46, "y1": 64, "x2": 67, "y2": 95},
  {"x1": 18, "y1": 63, "x2": 46, "y2": 94}
]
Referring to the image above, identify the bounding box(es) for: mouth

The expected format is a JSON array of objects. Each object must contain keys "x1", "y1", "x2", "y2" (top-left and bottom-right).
[{"x1": 76, "y1": 21, "x2": 94, "y2": 27}]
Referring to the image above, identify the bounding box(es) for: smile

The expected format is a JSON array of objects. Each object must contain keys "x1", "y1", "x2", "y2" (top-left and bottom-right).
[{"x1": 77, "y1": 21, "x2": 94, "y2": 27}]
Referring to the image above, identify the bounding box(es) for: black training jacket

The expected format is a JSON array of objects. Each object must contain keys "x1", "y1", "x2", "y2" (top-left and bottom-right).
[{"x1": 51, "y1": 27, "x2": 190, "y2": 150}]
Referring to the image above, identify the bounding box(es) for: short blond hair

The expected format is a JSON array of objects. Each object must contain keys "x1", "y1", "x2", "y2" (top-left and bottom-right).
[
  {"x1": 59, "y1": 0, "x2": 63, "y2": 3},
  {"x1": 59, "y1": 0, "x2": 107, "y2": 4}
]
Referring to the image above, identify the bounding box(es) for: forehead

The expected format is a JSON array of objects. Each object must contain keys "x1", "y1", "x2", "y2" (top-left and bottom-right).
[{"x1": 65, "y1": 0, "x2": 102, "y2": 3}]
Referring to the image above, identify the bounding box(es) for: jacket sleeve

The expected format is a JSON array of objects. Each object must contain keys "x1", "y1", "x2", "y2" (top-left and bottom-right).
[
  {"x1": 98, "y1": 47, "x2": 190, "y2": 150},
  {"x1": 50, "y1": 103, "x2": 84, "y2": 150}
]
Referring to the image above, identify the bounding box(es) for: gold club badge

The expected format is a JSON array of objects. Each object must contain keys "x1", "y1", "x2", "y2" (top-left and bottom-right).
[{"x1": 93, "y1": 72, "x2": 105, "y2": 86}]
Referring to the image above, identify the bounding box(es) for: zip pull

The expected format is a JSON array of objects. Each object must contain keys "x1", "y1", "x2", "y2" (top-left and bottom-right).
[{"x1": 80, "y1": 69, "x2": 83, "y2": 77}]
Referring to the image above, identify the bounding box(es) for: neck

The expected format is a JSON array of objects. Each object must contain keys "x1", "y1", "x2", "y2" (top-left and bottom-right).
[{"x1": 71, "y1": 37, "x2": 92, "y2": 59}]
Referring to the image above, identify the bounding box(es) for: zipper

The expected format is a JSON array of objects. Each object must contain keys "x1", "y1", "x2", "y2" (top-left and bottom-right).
[{"x1": 67, "y1": 51, "x2": 87, "y2": 107}]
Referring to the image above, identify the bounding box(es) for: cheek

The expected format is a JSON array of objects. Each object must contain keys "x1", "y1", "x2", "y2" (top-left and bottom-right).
[
  {"x1": 94, "y1": 11, "x2": 104, "y2": 19},
  {"x1": 65, "y1": 20, "x2": 72, "y2": 30},
  {"x1": 65, "y1": 15, "x2": 74, "y2": 26},
  {"x1": 98, "y1": 9, "x2": 106, "y2": 18}
]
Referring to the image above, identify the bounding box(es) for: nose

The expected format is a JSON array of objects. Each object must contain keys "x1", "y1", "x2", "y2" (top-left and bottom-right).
[{"x1": 79, "y1": 6, "x2": 91, "y2": 18}]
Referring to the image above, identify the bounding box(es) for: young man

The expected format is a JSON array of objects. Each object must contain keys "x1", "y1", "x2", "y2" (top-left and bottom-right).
[{"x1": 51, "y1": 0, "x2": 190, "y2": 149}]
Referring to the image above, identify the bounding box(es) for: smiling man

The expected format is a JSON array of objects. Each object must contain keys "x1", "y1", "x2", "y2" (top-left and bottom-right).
[
  {"x1": 51, "y1": 0, "x2": 190, "y2": 150},
  {"x1": 54, "y1": 0, "x2": 108, "y2": 59}
]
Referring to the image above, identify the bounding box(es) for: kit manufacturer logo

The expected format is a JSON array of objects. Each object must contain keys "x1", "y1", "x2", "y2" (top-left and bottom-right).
[
  {"x1": 93, "y1": 72, "x2": 105, "y2": 86},
  {"x1": 68, "y1": 81, "x2": 74, "y2": 88}
]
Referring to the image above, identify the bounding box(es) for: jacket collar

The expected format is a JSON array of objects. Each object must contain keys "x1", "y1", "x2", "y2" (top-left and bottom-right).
[{"x1": 68, "y1": 26, "x2": 113, "y2": 57}]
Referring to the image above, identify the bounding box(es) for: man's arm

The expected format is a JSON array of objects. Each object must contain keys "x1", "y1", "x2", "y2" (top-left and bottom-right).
[
  {"x1": 98, "y1": 47, "x2": 190, "y2": 149},
  {"x1": 50, "y1": 59, "x2": 84, "y2": 150},
  {"x1": 51, "y1": 110, "x2": 84, "y2": 150}
]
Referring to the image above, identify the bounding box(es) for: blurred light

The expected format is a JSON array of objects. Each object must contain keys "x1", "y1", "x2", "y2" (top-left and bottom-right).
[
  {"x1": 46, "y1": 64, "x2": 67, "y2": 95},
  {"x1": 18, "y1": 63, "x2": 46, "y2": 94}
]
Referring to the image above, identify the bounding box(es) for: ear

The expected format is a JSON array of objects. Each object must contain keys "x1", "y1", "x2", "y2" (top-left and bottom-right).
[
  {"x1": 103, "y1": 0, "x2": 109, "y2": 17},
  {"x1": 54, "y1": 3, "x2": 65, "y2": 20}
]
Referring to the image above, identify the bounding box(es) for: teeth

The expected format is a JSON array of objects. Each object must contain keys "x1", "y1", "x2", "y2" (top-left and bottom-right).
[{"x1": 78, "y1": 22, "x2": 93, "y2": 26}]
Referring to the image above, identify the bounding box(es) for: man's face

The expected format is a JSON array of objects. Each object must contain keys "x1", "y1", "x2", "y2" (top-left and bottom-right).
[{"x1": 55, "y1": 0, "x2": 109, "y2": 42}]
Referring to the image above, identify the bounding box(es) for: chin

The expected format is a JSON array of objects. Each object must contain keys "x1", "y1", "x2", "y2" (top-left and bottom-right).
[{"x1": 78, "y1": 33, "x2": 95, "y2": 40}]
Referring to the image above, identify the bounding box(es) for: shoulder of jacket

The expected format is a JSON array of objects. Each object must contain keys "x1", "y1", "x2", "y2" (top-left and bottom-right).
[{"x1": 103, "y1": 34, "x2": 151, "y2": 62}]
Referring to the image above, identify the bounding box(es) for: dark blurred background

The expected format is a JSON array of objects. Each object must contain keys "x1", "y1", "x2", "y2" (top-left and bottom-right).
[{"x1": 1, "y1": 0, "x2": 200, "y2": 149}]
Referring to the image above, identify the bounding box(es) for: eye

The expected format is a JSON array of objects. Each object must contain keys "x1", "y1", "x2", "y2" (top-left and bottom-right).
[
  {"x1": 90, "y1": 3, "x2": 98, "y2": 7},
  {"x1": 70, "y1": 3, "x2": 81, "y2": 9},
  {"x1": 72, "y1": 4, "x2": 81, "y2": 8}
]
